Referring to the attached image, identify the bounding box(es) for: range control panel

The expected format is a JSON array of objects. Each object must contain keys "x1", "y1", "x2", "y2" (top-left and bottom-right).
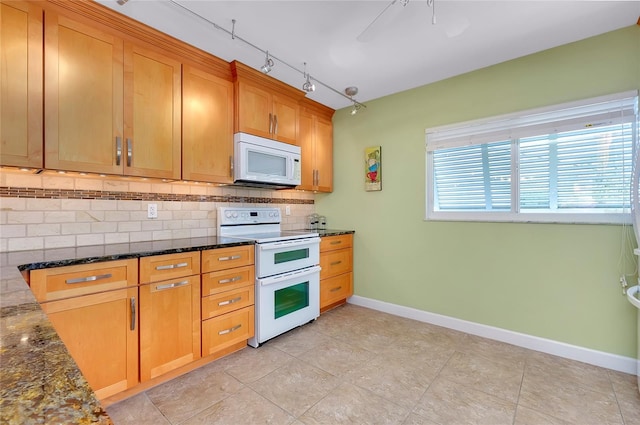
[{"x1": 218, "y1": 207, "x2": 281, "y2": 226}]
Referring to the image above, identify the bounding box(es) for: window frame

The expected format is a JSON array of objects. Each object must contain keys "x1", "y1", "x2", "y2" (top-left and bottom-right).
[{"x1": 425, "y1": 91, "x2": 638, "y2": 225}]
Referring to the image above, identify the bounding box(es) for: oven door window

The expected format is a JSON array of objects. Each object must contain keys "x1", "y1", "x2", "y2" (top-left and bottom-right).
[
  {"x1": 274, "y1": 248, "x2": 309, "y2": 264},
  {"x1": 274, "y1": 282, "x2": 309, "y2": 319}
]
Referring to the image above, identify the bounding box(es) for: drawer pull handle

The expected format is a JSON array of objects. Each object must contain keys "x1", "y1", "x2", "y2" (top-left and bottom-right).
[
  {"x1": 219, "y1": 276, "x2": 242, "y2": 284},
  {"x1": 330, "y1": 261, "x2": 342, "y2": 266},
  {"x1": 330, "y1": 241, "x2": 342, "y2": 245},
  {"x1": 156, "y1": 280, "x2": 189, "y2": 291},
  {"x1": 330, "y1": 286, "x2": 343, "y2": 292},
  {"x1": 130, "y1": 297, "x2": 136, "y2": 331},
  {"x1": 155, "y1": 262, "x2": 188, "y2": 271},
  {"x1": 218, "y1": 296, "x2": 242, "y2": 306},
  {"x1": 219, "y1": 255, "x2": 241, "y2": 261},
  {"x1": 66, "y1": 273, "x2": 112, "y2": 284},
  {"x1": 218, "y1": 324, "x2": 241, "y2": 335}
]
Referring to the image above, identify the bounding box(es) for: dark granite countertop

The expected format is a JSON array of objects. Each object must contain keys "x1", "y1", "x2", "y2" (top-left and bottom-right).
[
  {"x1": 0, "y1": 236, "x2": 254, "y2": 425},
  {"x1": 301, "y1": 229, "x2": 356, "y2": 237}
]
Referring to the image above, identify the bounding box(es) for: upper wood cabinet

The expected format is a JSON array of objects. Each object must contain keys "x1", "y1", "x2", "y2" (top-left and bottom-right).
[
  {"x1": 298, "y1": 99, "x2": 334, "y2": 192},
  {"x1": 182, "y1": 65, "x2": 234, "y2": 184},
  {"x1": 44, "y1": 10, "x2": 181, "y2": 179},
  {"x1": 231, "y1": 61, "x2": 304, "y2": 145},
  {"x1": 0, "y1": 1, "x2": 43, "y2": 168}
]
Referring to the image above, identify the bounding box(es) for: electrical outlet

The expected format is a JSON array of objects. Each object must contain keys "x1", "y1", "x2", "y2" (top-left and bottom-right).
[
  {"x1": 285, "y1": 205, "x2": 291, "y2": 216},
  {"x1": 147, "y1": 203, "x2": 158, "y2": 219}
]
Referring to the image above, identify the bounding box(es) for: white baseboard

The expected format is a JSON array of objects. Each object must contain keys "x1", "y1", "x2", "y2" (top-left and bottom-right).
[{"x1": 348, "y1": 295, "x2": 638, "y2": 375}]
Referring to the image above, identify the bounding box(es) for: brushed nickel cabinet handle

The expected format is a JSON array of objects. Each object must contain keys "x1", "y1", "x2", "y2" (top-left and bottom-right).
[
  {"x1": 218, "y1": 255, "x2": 241, "y2": 261},
  {"x1": 269, "y1": 113, "x2": 273, "y2": 134},
  {"x1": 330, "y1": 261, "x2": 342, "y2": 266},
  {"x1": 126, "y1": 138, "x2": 132, "y2": 167},
  {"x1": 218, "y1": 296, "x2": 242, "y2": 307},
  {"x1": 65, "y1": 273, "x2": 112, "y2": 284},
  {"x1": 218, "y1": 324, "x2": 241, "y2": 335},
  {"x1": 155, "y1": 262, "x2": 188, "y2": 271},
  {"x1": 229, "y1": 156, "x2": 234, "y2": 177},
  {"x1": 219, "y1": 276, "x2": 242, "y2": 284},
  {"x1": 156, "y1": 280, "x2": 189, "y2": 291},
  {"x1": 330, "y1": 241, "x2": 342, "y2": 245},
  {"x1": 273, "y1": 114, "x2": 278, "y2": 134},
  {"x1": 130, "y1": 297, "x2": 136, "y2": 331},
  {"x1": 330, "y1": 286, "x2": 343, "y2": 292},
  {"x1": 116, "y1": 137, "x2": 122, "y2": 166}
]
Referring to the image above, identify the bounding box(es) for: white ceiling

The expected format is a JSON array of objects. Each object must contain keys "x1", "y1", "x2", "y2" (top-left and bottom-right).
[{"x1": 99, "y1": 1, "x2": 639, "y2": 110}]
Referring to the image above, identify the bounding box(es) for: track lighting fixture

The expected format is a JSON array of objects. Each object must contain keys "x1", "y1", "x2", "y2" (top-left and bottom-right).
[
  {"x1": 350, "y1": 102, "x2": 361, "y2": 115},
  {"x1": 302, "y1": 63, "x2": 315, "y2": 93},
  {"x1": 261, "y1": 51, "x2": 274, "y2": 74},
  {"x1": 166, "y1": 1, "x2": 366, "y2": 110}
]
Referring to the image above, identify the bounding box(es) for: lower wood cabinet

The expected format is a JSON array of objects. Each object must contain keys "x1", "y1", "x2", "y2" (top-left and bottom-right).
[
  {"x1": 319, "y1": 234, "x2": 354, "y2": 313},
  {"x1": 31, "y1": 259, "x2": 139, "y2": 400},
  {"x1": 201, "y1": 246, "x2": 255, "y2": 358},
  {"x1": 139, "y1": 252, "x2": 201, "y2": 382}
]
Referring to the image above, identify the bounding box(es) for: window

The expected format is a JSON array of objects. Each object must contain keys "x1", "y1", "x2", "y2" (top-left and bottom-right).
[{"x1": 426, "y1": 91, "x2": 638, "y2": 224}]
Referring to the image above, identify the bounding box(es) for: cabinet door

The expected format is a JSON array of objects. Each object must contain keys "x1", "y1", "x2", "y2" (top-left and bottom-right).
[
  {"x1": 41, "y1": 287, "x2": 139, "y2": 400},
  {"x1": 182, "y1": 65, "x2": 233, "y2": 183},
  {"x1": 272, "y1": 94, "x2": 298, "y2": 145},
  {"x1": 236, "y1": 82, "x2": 272, "y2": 139},
  {"x1": 139, "y1": 275, "x2": 201, "y2": 382},
  {"x1": 0, "y1": 1, "x2": 43, "y2": 168},
  {"x1": 44, "y1": 11, "x2": 124, "y2": 174},
  {"x1": 296, "y1": 112, "x2": 315, "y2": 191},
  {"x1": 314, "y1": 116, "x2": 333, "y2": 192},
  {"x1": 123, "y1": 43, "x2": 181, "y2": 179}
]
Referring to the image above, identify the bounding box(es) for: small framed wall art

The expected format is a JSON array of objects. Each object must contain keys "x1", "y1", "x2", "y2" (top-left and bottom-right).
[{"x1": 365, "y1": 146, "x2": 381, "y2": 191}]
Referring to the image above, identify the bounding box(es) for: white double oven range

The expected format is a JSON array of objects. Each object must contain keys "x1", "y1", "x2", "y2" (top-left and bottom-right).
[{"x1": 217, "y1": 207, "x2": 320, "y2": 347}]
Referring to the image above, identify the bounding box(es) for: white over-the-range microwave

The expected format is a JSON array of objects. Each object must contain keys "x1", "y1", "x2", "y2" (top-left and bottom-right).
[{"x1": 233, "y1": 132, "x2": 301, "y2": 189}]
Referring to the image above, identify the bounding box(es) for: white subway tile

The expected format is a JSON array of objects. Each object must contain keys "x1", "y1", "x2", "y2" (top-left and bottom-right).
[
  {"x1": 190, "y1": 228, "x2": 207, "y2": 238},
  {"x1": 44, "y1": 211, "x2": 76, "y2": 223},
  {"x1": 4, "y1": 173, "x2": 42, "y2": 188},
  {"x1": 164, "y1": 201, "x2": 181, "y2": 211},
  {"x1": 182, "y1": 219, "x2": 199, "y2": 229},
  {"x1": 1, "y1": 224, "x2": 27, "y2": 237},
  {"x1": 118, "y1": 221, "x2": 142, "y2": 232},
  {"x1": 74, "y1": 178, "x2": 103, "y2": 191},
  {"x1": 43, "y1": 175, "x2": 74, "y2": 189},
  {"x1": 76, "y1": 210, "x2": 104, "y2": 222},
  {"x1": 130, "y1": 231, "x2": 153, "y2": 242},
  {"x1": 170, "y1": 229, "x2": 190, "y2": 239},
  {"x1": 152, "y1": 230, "x2": 173, "y2": 240},
  {"x1": 26, "y1": 198, "x2": 62, "y2": 211},
  {"x1": 0, "y1": 239, "x2": 7, "y2": 252},
  {"x1": 129, "y1": 182, "x2": 152, "y2": 193},
  {"x1": 117, "y1": 200, "x2": 142, "y2": 211},
  {"x1": 8, "y1": 237, "x2": 44, "y2": 251},
  {"x1": 91, "y1": 222, "x2": 117, "y2": 233},
  {"x1": 171, "y1": 184, "x2": 190, "y2": 195},
  {"x1": 91, "y1": 200, "x2": 118, "y2": 210},
  {"x1": 7, "y1": 211, "x2": 43, "y2": 224},
  {"x1": 141, "y1": 220, "x2": 163, "y2": 231},
  {"x1": 61, "y1": 199, "x2": 90, "y2": 211},
  {"x1": 77, "y1": 233, "x2": 104, "y2": 246},
  {"x1": 27, "y1": 223, "x2": 61, "y2": 237},
  {"x1": 105, "y1": 233, "x2": 130, "y2": 244},
  {"x1": 105, "y1": 211, "x2": 130, "y2": 222},
  {"x1": 44, "y1": 235, "x2": 76, "y2": 249},
  {"x1": 0, "y1": 198, "x2": 27, "y2": 210},
  {"x1": 129, "y1": 211, "x2": 147, "y2": 221},
  {"x1": 163, "y1": 220, "x2": 182, "y2": 230},
  {"x1": 103, "y1": 180, "x2": 130, "y2": 192},
  {"x1": 151, "y1": 183, "x2": 172, "y2": 194},
  {"x1": 0, "y1": 211, "x2": 7, "y2": 225},
  {"x1": 61, "y1": 222, "x2": 91, "y2": 235},
  {"x1": 172, "y1": 210, "x2": 192, "y2": 220},
  {"x1": 190, "y1": 185, "x2": 207, "y2": 195}
]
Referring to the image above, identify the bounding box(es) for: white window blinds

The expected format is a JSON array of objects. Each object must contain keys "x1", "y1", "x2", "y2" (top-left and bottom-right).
[{"x1": 426, "y1": 91, "x2": 638, "y2": 223}]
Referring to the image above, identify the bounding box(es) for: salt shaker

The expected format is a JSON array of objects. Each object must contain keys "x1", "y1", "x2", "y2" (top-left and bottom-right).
[{"x1": 318, "y1": 216, "x2": 327, "y2": 230}]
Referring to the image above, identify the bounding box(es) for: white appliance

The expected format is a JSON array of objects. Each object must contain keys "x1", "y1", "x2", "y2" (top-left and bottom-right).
[
  {"x1": 233, "y1": 132, "x2": 301, "y2": 189},
  {"x1": 217, "y1": 207, "x2": 320, "y2": 347}
]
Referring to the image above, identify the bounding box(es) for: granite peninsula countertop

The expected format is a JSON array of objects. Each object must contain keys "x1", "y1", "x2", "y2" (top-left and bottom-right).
[{"x1": 0, "y1": 236, "x2": 254, "y2": 425}]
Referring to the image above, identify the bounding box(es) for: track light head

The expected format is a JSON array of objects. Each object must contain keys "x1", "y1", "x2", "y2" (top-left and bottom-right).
[
  {"x1": 302, "y1": 62, "x2": 315, "y2": 93},
  {"x1": 350, "y1": 102, "x2": 361, "y2": 115},
  {"x1": 261, "y1": 51, "x2": 274, "y2": 74}
]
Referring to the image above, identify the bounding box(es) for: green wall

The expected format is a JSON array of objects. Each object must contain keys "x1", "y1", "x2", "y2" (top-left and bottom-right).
[{"x1": 317, "y1": 25, "x2": 640, "y2": 358}]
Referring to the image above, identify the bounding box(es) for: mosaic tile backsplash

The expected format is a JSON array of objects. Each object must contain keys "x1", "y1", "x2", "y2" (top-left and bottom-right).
[{"x1": 0, "y1": 170, "x2": 315, "y2": 252}]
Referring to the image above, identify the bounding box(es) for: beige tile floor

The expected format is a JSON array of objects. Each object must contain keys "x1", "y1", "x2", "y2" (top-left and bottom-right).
[{"x1": 106, "y1": 304, "x2": 640, "y2": 425}]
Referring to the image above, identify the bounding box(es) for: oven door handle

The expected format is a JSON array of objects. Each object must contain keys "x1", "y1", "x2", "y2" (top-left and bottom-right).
[
  {"x1": 258, "y1": 237, "x2": 321, "y2": 250},
  {"x1": 258, "y1": 265, "x2": 321, "y2": 286}
]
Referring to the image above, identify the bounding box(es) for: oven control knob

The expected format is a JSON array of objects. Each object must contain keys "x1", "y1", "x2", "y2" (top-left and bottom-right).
[
  {"x1": 232, "y1": 212, "x2": 238, "y2": 218},
  {"x1": 225, "y1": 211, "x2": 232, "y2": 218}
]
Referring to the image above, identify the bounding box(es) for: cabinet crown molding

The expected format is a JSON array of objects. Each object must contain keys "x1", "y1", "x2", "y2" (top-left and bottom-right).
[{"x1": 231, "y1": 60, "x2": 306, "y2": 101}]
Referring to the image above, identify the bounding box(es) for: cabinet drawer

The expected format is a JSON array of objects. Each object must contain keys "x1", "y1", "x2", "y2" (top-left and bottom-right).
[
  {"x1": 320, "y1": 272, "x2": 353, "y2": 308},
  {"x1": 320, "y1": 248, "x2": 352, "y2": 279},
  {"x1": 202, "y1": 286, "x2": 254, "y2": 320},
  {"x1": 320, "y1": 234, "x2": 353, "y2": 252},
  {"x1": 202, "y1": 265, "x2": 254, "y2": 296},
  {"x1": 202, "y1": 306, "x2": 254, "y2": 356},
  {"x1": 140, "y1": 251, "x2": 200, "y2": 283},
  {"x1": 30, "y1": 259, "x2": 138, "y2": 303},
  {"x1": 202, "y1": 245, "x2": 254, "y2": 272}
]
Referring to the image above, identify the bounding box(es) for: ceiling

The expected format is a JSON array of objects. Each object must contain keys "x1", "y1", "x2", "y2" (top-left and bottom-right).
[{"x1": 98, "y1": 1, "x2": 639, "y2": 110}]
